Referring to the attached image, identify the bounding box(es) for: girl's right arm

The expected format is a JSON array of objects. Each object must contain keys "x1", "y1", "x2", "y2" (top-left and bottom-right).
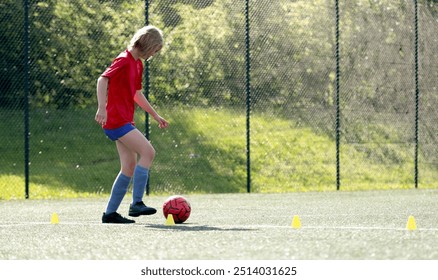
[{"x1": 95, "y1": 76, "x2": 109, "y2": 126}]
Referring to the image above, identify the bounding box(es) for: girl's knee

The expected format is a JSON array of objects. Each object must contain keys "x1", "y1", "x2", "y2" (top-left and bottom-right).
[
  {"x1": 139, "y1": 146, "x2": 155, "y2": 166},
  {"x1": 121, "y1": 162, "x2": 136, "y2": 177},
  {"x1": 150, "y1": 147, "x2": 156, "y2": 160},
  {"x1": 145, "y1": 148, "x2": 156, "y2": 163}
]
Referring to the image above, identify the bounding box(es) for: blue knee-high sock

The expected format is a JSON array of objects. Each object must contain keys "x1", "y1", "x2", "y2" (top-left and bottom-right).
[
  {"x1": 132, "y1": 165, "x2": 149, "y2": 204},
  {"x1": 105, "y1": 172, "x2": 131, "y2": 214}
]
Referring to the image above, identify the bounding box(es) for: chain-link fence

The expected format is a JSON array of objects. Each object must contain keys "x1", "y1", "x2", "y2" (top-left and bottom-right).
[{"x1": 1, "y1": 0, "x2": 437, "y2": 198}]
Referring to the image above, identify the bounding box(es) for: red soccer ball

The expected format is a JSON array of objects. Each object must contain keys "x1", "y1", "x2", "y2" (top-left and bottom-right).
[{"x1": 163, "y1": 195, "x2": 191, "y2": 223}]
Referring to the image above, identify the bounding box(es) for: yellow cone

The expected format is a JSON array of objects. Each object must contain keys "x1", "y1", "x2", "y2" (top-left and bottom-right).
[
  {"x1": 165, "y1": 214, "x2": 175, "y2": 226},
  {"x1": 406, "y1": 215, "x2": 417, "y2": 231},
  {"x1": 50, "y1": 212, "x2": 59, "y2": 224},
  {"x1": 291, "y1": 215, "x2": 301, "y2": 229}
]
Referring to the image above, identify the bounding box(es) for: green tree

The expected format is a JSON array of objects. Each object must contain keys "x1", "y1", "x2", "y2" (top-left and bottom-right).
[
  {"x1": 0, "y1": 0, "x2": 25, "y2": 108},
  {"x1": 29, "y1": 0, "x2": 144, "y2": 108}
]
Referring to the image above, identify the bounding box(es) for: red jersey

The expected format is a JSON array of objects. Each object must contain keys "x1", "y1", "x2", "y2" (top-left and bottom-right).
[{"x1": 101, "y1": 50, "x2": 143, "y2": 129}]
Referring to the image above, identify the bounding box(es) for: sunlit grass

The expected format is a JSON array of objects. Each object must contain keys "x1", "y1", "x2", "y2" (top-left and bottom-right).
[
  {"x1": 0, "y1": 174, "x2": 100, "y2": 200},
  {"x1": 1, "y1": 107, "x2": 436, "y2": 199}
]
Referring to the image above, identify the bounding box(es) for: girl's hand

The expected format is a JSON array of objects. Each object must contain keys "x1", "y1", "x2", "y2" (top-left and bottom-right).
[
  {"x1": 154, "y1": 115, "x2": 169, "y2": 129},
  {"x1": 95, "y1": 108, "x2": 107, "y2": 126}
]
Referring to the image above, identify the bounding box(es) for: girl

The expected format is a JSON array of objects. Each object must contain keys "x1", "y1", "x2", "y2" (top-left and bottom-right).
[{"x1": 95, "y1": 26, "x2": 168, "y2": 223}]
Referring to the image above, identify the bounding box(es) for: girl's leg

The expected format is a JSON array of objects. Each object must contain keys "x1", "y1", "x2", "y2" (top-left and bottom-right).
[
  {"x1": 104, "y1": 140, "x2": 136, "y2": 214},
  {"x1": 118, "y1": 129, "x2": 155, "y2": 204},
  {"x1": 118, "y1": 128, "x2": 155, "y2": 168},
  {"x1": 104, "y1": 172, "x2": 131, "y2": 214}
]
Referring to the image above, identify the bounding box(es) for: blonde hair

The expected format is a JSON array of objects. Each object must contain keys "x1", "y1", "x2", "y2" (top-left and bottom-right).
[{"x1": 128, "y1": 25, "x2": 163, "y2": 55}]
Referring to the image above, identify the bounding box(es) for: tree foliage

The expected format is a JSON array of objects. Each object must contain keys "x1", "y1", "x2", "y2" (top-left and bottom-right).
[{"x1": 0, "y1": 0, "x2": 436, "y2": 110}]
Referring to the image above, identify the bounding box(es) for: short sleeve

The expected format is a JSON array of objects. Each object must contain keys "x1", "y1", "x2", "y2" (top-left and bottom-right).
[
  {"x1": 136, "y1": 61, "x2": 143, "y2": 90},
  {"x1": 101, "y1": 57, "x2": 128, "y2": 78}
]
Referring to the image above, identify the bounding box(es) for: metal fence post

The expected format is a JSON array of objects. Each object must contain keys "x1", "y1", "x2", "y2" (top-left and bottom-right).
[
  {"x1": 145, "y1": 0, "x2": 151, "y2": 195},
  {"x1": 414, "y1": 0, "x2": 419, "y2": 189},
  {"x1": 335, "y1": 0, "x2": 341, "y2": 191},
  {"x1": 23, "y1": 0, "x2": 30, "y2": 199},
  {"x1": 245, "y1": 0, "x2": 252, "y2": 193}
]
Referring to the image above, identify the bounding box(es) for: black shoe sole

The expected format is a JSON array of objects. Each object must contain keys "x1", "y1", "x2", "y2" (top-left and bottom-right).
[
  {"x1": 102, "y1": 212, "x2": 135, "y2": 223},
  {"x1": 102, "y1": 217, "x2": 135, "y2": 223},
  {"x1": 102, "y1": 220, "x2": 135, "y2": 224},
  {"x1": 129, "y1": 209, "x2": 157, "y2": 217}
]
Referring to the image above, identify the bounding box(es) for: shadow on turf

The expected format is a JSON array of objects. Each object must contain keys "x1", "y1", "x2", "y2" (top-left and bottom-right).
[{"x1": 144, "y1": 224, "x2": 255, "y2": 232}]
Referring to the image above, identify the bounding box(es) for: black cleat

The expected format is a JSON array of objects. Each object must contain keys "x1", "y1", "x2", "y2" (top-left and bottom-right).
[
  {"x1": 129, "y1": 201, "x2": 157, "y2": 217},
  {"x1": 102, "y1": 212, "x2": 135, "y2": 224}
]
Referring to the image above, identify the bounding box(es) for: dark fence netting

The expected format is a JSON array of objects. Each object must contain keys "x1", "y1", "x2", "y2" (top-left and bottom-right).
[
  {"x1": 340, "y1": 1, "x2": 418, "y2": 189},
  {"x1": 0, "y1": 0, "x2": 436, "y2": 198},
  {"x1": 146, "y1": 0, "x2": 247, "y2": 194},
  {"x1": 250, "y1": 1, "x2": 338, "y2": 191},
  {"x1": 419, "y1": 1, "x2": 438, "y2": 187}
]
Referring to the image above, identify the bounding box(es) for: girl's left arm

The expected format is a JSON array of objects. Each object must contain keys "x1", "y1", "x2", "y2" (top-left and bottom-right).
[{"x1": 134, "y1": 90, "x2": 169, "y2": 129}]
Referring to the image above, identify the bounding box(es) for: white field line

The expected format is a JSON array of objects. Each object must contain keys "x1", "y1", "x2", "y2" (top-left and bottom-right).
[
  {"x1": 232, "y1": 224, "x2": 438, "y2": 231},
  {"x1": 1, "y1": 222, "x2": 438, "y2": 231}
]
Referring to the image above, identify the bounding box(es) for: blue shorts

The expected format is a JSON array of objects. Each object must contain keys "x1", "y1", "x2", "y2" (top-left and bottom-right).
[{"x1": 104, "y1": 123, "x2": 136, "y2": 141}]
